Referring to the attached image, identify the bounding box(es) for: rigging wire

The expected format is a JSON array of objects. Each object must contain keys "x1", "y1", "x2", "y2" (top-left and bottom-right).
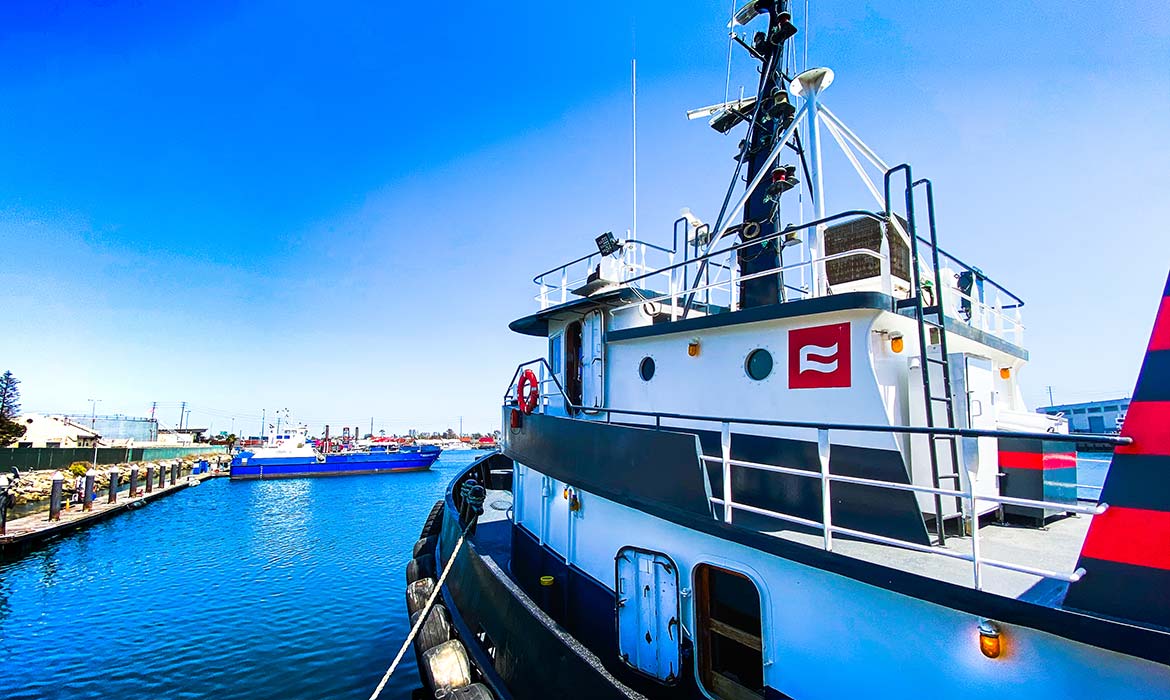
[
  {"x1": 804, "y1": 0, "x2": 810, "y2": 73},
  {"x1": 724, "y1": 0, "x2": 736, "y2": 104}
]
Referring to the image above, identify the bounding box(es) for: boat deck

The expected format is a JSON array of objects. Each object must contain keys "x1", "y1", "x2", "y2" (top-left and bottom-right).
[{"x1": 760, "y1": 513, "x2": 1091, "y2": 601}]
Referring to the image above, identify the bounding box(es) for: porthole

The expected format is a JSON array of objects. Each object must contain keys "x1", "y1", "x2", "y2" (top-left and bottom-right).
[
  {"x1": 745, "y1": 348, "x2": 773, "y2": 381},
  {"x1": 639, "y1": 356, "x2": 656, "y2": 382}
]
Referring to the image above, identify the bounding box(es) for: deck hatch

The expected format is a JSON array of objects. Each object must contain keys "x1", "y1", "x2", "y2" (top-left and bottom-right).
[{"x1": 615, "y1": 547, "x2": 680, "y2": 683}]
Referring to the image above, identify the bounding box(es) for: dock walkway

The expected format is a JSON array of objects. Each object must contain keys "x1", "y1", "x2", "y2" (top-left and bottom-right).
[{"x1": 0, "y1": 471, "x2": 222, "y2": 561}]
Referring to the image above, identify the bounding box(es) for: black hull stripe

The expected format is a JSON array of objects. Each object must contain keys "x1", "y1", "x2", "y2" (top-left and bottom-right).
[{"x1": 491, "y1": 456, "x2": 1170, "y2": 666}]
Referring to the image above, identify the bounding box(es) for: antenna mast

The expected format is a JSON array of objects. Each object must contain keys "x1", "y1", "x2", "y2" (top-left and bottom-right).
[{"x1": 631, "y1": 58, "x2": 638, "y2": 241}]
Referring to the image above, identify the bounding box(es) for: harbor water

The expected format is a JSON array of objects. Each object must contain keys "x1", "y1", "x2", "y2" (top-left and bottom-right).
[
  {"x1": 0, "y1": 450, "x2": 481, "y2": 700},
  {"x1": 1, "y1": 450, "x2": 1113, "y2": 698}
]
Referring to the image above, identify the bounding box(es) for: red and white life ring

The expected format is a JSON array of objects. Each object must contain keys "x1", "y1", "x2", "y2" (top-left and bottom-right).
[{"x1": 517, "y1": 369, "x2": 539, "y2": 415}]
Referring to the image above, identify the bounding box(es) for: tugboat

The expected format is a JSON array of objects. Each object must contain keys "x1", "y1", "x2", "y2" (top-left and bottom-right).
[
  {"x1": 402, "y1": 3, "x2": 1170, "y2": 698},
  {"x1": 230, "y1": 424, "x2": 440, "y2": 480}
]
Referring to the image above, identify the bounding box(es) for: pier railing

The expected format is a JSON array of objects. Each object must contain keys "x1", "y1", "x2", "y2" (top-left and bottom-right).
[{"x1": 502, "y1": 359, "x2": 1124, "y2": 592}]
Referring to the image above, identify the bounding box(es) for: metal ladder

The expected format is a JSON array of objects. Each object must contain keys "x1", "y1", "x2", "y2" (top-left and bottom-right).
[{"x1": 886, "y1": 166, "x2": 964, "y2": 546}]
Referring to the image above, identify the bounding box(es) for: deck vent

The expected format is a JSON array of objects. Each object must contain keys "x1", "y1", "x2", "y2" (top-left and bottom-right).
[{"x1": 823, "y1": 215, "x2": 911, "y2": 287}]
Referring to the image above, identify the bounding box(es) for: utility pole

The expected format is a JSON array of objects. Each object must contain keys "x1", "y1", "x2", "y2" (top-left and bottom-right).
[
  {"x1": 1046, "y1": 386, "x2": 1055, "y2": 406},
  {"x1": 88, "y1": 398, "x2": 100, "y2": 468},
  {"x1": 370, "y1": 417, "x2": 374, "y2": 439},
  {"x1": 150, "y1": 401, "x2": 156, "y2": 419},
  {"x1": 459, "y1": 416, "x2": 463, "y2": 439},
  {"x1": 179, "y1": 401, "x2": 187, "y2": 430},
  {"x1": 261, "y1": 409, "x2": 266, "y2": 440}
]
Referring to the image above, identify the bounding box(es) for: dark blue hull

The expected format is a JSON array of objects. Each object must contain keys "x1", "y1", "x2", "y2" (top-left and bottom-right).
[{"x1": 230, "y1": 447, "x2": 441, "y2": 480}]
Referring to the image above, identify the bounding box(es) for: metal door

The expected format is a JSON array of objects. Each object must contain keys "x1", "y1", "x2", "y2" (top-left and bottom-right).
[
  {"x1": 582, "y1": 309, "x2": 605, "y2": 409},
  {"x1": 616, "y1": 548, "x2": 680, "y2": 683}
]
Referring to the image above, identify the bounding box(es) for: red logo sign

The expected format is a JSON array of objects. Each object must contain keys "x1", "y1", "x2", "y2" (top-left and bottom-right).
[{"x1": 789, "y1": 323, "x2": 851, "y2": 389}]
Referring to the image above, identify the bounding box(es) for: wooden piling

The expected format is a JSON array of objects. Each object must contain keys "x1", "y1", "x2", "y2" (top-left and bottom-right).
[
  {"x1": 108, "y1": 468, "x2": 119, "y2": 504},
  {"x1": 83, "y1": 470, "x2": 96, "y2": 512},
  {"x1": 130, "y1": 467, "x2": 139, "y2": 497},
  {"x1": 145, "y1": 465, "x2": 154, "y2": 493},
  {"x1": 49, "y1": 472, "x2": 63, "y2": 521}
]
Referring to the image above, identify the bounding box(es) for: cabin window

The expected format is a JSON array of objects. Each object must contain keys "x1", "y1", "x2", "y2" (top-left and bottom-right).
[
  {"x1": 639, "y1": 356, "x2": 656, "y2": 382},
  {"x1": 744, "y1": 349, "x2": 773, "y2": 381},
  {"x1": 694, "y1": 565, "x2": 764, "y2": 700},
  {"x1": 550, "y1": 333, "x2": 563, "y2": 375},
  {"x1": 1088, "y1": 406, "x2": 1103, "y2": 413}
]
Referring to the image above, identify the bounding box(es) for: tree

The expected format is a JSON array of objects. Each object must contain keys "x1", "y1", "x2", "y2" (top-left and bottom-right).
[{"x1": 0, "y1": 371, "x2": 26, "y2": 447}]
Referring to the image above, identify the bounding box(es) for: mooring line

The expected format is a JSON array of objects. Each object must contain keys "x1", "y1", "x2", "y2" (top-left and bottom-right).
[{"x1": 366, "y1": 523, "x2": 471, "y2": 700}]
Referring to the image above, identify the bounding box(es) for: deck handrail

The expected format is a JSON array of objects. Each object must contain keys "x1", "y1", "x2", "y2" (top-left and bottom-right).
[{"x1": 501, "y1": 358, "x2": 1124, "y2": 591}]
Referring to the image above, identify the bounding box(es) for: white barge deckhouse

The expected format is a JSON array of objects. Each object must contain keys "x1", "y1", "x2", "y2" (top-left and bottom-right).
[{"x1": 402, "y1": 3, "x2": 1170, "y2": 698}]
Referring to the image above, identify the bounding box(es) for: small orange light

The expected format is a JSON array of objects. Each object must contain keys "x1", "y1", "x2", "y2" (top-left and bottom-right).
[
  {"x1": 891, "y1": 336, "x2": 904, "y2": 353},
  {"x1": 688, "y1": 340, "x2": 700, "y2": 357},
  {"x1": 999, "y1": 367, "x2": 1011, "y2": 380},
  {"x1": 978, "y1": 620, "x2": 1002, "y2": 659}
]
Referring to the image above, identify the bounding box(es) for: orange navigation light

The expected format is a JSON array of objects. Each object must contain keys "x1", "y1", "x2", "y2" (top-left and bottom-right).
[
  {"x1": 978, "y1": 619, "x2": 1003, "y2": 659},
  {"x1": 890, "y1": 333, "x2": 904, "y2": 354},
  {"x1": 688, "y1": 338, "x2": 701, "y2": 357},
  {"x1": 1000, "y1": 367, "x2": 1011, "y2": 380}
]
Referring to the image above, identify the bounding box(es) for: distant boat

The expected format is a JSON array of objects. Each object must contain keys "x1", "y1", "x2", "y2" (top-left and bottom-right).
[{"x1": 229, "y1": 426, "x2": 441, "y2": 480}]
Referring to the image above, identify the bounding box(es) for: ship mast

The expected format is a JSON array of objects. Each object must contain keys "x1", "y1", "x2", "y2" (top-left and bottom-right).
[{"x1": 735, "y1": 0, "x2": 800, "y2": 308}]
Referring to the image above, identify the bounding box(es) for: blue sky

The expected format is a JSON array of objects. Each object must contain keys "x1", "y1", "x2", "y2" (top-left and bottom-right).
[{"x1": 2, "y1": 1, "x2": 1168, "y2": 436}]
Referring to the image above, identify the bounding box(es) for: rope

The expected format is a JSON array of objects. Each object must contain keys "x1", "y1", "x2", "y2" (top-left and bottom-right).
[{"x1": 367, "y1": 486, "x2": 485, "y2": 700}]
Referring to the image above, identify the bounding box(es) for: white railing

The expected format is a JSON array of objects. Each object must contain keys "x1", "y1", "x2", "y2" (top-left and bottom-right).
[
  {"x1": 703, "y1": 422, "x2": 1103, "y2": 591},
  {"x1": 500, "y1": 362, "x2": 1121, "y2": 593},
  {"x1": 529, "y1": 211, "x2": 1026, "y2": 347},
  {"x1": 533, "y1": 239, "x2": 679, "y2": 310}
]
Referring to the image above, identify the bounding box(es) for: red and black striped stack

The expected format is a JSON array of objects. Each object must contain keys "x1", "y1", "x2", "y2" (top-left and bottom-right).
[{"x1": 1064, "y1": 272, "x2": 1170, "y2": 627}]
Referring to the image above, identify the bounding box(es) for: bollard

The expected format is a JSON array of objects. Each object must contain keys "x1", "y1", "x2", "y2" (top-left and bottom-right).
[
  {"x1": 130, "y1": 467, "x2": 139, "y2": 497},
  {"x1": 170, "y1": 462, "x2": 177, "y2": 486},
  {"x1": 158, "y1": 463, "x2": 165, "y2": 490},
  {"x1": 49, "y1": 471, "x2": 64, "y2": 521},
  {"x1": 108, "y1": 467, "x2": 119, "y2": 504},
  {"x1": 145, "y1": 465, "x2": 155, "y2": 493},
  {"x1": 83, "y1": 470, "x2": 96, "y2": 511}
]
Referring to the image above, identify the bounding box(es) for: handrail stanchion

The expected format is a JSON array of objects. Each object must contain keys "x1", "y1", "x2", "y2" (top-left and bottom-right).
[
  {"x1": 721, "y1": 422, "x2": 733, "y2": 524},
  {"x1": 879, "y1": 226, "x2": 892, "y2": 296},
  {"x1": 729, "y1": 248, "x2": 739, "y2": 312},
  {"x1": 560, "y1": 267, "x2": 568, "y2": 304},
  {"x1": 818, "y1": 428, "x2": 833, "y2": 551},
  {"x1": 968, "y1": 468, "x2": 982, "y2": 591}
]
